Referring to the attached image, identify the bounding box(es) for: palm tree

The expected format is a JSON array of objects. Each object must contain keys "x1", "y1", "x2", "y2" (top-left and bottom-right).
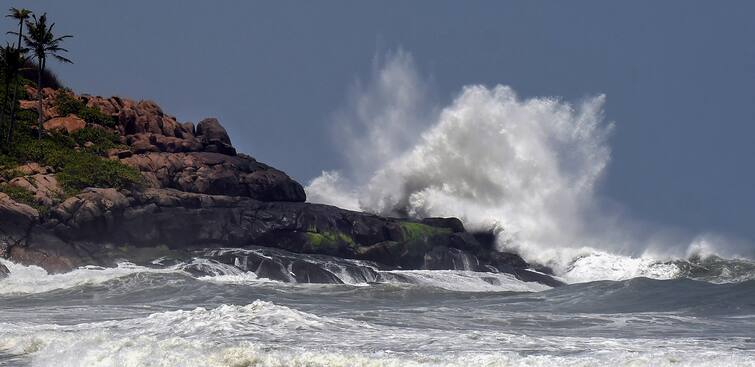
[
  {"x1": 0, "y1": 45, "x2": 26, "y2": 149},
  {"x1": 4, "y1": 8, "x2": 32, "y2": 148},
  {"x1": 8, "y1": 8, "x2": 32, "y2": 51},
  {"x1": 23, "y1": 13, "x2": 72, "y2": 138}
]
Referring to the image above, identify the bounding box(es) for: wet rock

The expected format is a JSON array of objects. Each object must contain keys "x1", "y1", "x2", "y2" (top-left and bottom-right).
[
  {"x1": 8, "y1": 231, "x2": 83, "y2": 273},
  {"x1": 421, "y1": 217, "x2": 465, "y2": 233},
  {"x1": 291, "y1": 260, "x2": 343, "y2": 284},
  {"x1": 0, "y1": 192, "x2": 39, "y2": 243},
  {"x1": 0, "y1": 262, "x2": 8, "y2": 278}
]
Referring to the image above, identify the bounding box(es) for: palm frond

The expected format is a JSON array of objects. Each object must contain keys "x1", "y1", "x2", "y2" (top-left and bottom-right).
[{"x1": 52, "y1": 54, "x2": 72, "y2": 64}]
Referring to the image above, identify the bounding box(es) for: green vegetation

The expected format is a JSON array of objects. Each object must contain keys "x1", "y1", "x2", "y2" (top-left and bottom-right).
[
  {"x1": 0, "y1": 183, "x2": 33, "y2": 205},
  {"x1": 57, "y1": 154, "x2": 141, "y2": 195},
  {"x1": 305, "y1": 230, "x2": 357, "y2": 252},
  {"x1": 23, "y1": 12, "x2": 73, "y2": 137},
  {"x1": 2, "y1": 8, "x2": 32, "y2": 148},
  {"x1": 399, "y1": 221, "x2": 451, "y2": 241},
  {"x1": 0, "y1": 113, "x2": 141, "y2": 198},
  {"x1": 55, "y1": 91, "x2": 116, "y2": 127},
  {"x1": 0, "y1": 167, "x2": 21, "y2": 181},
  {"x1": 0, "y1": 182, "x2": 50, "y2": 215},
  {"x1": 71, "y1": 127, "x2": 121, "y2": 154},
  {"x1": 0, "y1": 11, "x2": 141, "y2": 204}
]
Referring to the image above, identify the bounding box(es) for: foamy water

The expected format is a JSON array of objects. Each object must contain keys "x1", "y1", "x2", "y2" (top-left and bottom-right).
[
  {"x1": 305, "y1": 51, "x2": 754, "y2": 282},
  {"x1": 3, "y1": 51, "x2": 755, "y2": 366},
  {"x1": 2, "y1": 248, "x2": 755, "y2": 367}
]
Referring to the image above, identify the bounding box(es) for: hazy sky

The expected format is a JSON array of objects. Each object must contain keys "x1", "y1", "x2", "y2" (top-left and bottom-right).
[{"x1": 3, "y1": 1, "x2": 754, "y2": 244}]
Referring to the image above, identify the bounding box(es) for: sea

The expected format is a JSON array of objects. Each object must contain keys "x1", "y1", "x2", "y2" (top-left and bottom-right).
[{"x1": 1, "y1": 247, "x2": 754, "y2": 367}]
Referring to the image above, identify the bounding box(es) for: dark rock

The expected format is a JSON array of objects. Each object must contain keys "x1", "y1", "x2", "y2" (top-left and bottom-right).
[
  {"x1": 489, "y1": 251, "x2": 529, "y2": 271},
  {"x1": 514, "y1": 269, "x2": 565, "y2": 287},
  {"x1": 121, "y1": 152, "x2": 306, "y2": 202},
  {"x1": 291, "y1": 260, "x2": 343, "y2": 284},
  {"x1": 423, "y1": 246, "x2": 481, "y2": 271},
  {"x1": 9, "y1": 231, "x2": 84, "y2": 273},
  {"x1": 421, "y1": 217, "x2": 465, "y2": 233},
  {"x1": 196, "y1": 118, "x2": 231, "y2": 145},
  {"x1": 253, "y1": 259, "x2": 293, "y2": 282},
  {"x1": 0, "y1": 88, "x2": 561, "y2": 287},
  {"x1": 180, "y1": 122, "x2": 196, "y2": 137},
  {"x1": 242, "y1": 170, "x2": 306, "y2": 202},
  {"x1": 1, "y1": 187, "x2": 562, "y2": 286},
  {"x1": 471, "y1": 230, "x2": 498, "y2": 250},
  {"x1": 0, "y1": 192, "x2": 39, "y2": 247},
  {"x1": 0, "y1": 262, "x2": 8, "y2": 278}
]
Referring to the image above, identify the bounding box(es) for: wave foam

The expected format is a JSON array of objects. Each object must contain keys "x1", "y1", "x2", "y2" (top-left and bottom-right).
[
  {"x1": 1, "y1": 300, "x2": 752, "y2": 367},
  {"x1": 0, "y1": 259, "x2": 181, "y2": 295},
  {"x1": 305, "y1": 50, "x2": 752, "y2": 283},
  {"x1": 381, "y1": 270, "x2": 551, "y2": 292}
]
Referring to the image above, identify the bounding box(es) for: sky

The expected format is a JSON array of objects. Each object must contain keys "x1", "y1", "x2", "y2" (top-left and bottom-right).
[{"x1": 2, "y1": 1, "x2": 754, "y2": 245}]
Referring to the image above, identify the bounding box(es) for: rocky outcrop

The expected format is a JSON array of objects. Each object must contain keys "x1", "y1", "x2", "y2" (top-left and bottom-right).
[
  {"x1": 2, "y1": 87, "x2": 562, "y2": 287},
  {"x1": 9, "y1": 174, "x2": 63, "y2": 207},
  {"x1": 43, "y1": 114, "x2": 86, "y2": 133},
  {"x1": 120, "y1": 152, "x2": 305, "y2": 202},
  {"x1": 195, "y1": 118, "x2": 236, "y2": 155},
  {"x1": 0, "y1": 187, "x2": 562, "y2": 286}
]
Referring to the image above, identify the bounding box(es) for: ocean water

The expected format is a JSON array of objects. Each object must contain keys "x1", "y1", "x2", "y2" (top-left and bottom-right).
[{"x1": 1, "y1": 249, "x2": 754, "y2": 367}]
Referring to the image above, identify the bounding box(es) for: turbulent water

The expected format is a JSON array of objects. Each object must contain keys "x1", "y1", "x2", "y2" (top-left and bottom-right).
[
  {"x1": 2, "y1": 249, "x2": 755, "y2": 367},
  {"x1": 3, "y1": 51, "x2": 754, "y2": 365}
]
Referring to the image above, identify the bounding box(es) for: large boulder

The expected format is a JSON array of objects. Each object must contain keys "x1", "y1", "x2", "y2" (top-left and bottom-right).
[
  {"x1": 196, "y1": 118, "x2": 235, "y2": 155},
  {"x1": 196, "y1": 118, "x2": 231, "y2": 145},
  {"x1": 126, "y1": 133, "x2": 204, "y2": 154},
  {"x1": 9, "y1": 174, "x2": 64, "y2": 207},
  {"x1": 0, "y1": 192, "x2": 40, "y2": 270},
  {"x1": 43, "y1": 114, "x2": 86, "y2": 133},
  {"x1": 0, "y1": 192, "x2": 39, "y2": 241},
  {"x1": 16, "y1": 163, "x2": 53, "y2": 175},
  {"x1": 121, "y1": 152, "x2": 306, "y2": 202},
  {"x1": 51, "y1": 188, "x2": 131, "y2": 237}
]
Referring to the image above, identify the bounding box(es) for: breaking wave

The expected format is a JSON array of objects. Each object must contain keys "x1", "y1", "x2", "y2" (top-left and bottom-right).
[
  {"x1": 305, "y1": 50, "x2": 754, "y2": 282},
  {"x1": 2, "y1": 298, "x2": 753, "y2": 367}
]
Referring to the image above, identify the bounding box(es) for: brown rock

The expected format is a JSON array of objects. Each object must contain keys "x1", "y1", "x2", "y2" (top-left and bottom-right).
[
  {"x1": 196, "y1": 118, "x2": 235, "y2": 155},
  {"x1": 106, "y1": 148, "x2": 133, "y2": 159},
  {"x1": 242, "y1": 170, "x2": 307, "y2": 202},
  {"x1": 17, "y1": 163, "x2": 53, "y2": 175},
  {"x1": 180, "y1": 122, "x2": 195, "y2": 137},
  {"x1": 0, "y1": 192, "x2": 39, "y2": 249},
  {"x1": 196, "y1": 118, "x2": 231, "y2": 145},
  {"x1": 9, "y1": 174, "x2": 64, "y2": 207},
  {"x1": 120, "y1": 152, "x2": 305, "y2": 202},
  {"x1": 52, "y1": 188, "x2": 130, "y2": 234},
  {"x1": 19, "y1": 100, "x2": 36, "y2": 110},
  {"x1": 43, "y1": 114, "x2": 86, "y2": 134}
]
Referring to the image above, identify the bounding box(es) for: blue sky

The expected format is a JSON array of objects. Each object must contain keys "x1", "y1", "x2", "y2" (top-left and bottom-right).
[{"x1": 3, "y1": 1, "x2": 754, "y2": 245}]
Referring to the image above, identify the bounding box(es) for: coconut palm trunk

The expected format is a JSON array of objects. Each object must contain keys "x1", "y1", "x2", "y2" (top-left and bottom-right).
[
  {"x1": 6, "y1": 80, "x2": 19, "y2": 146},
  {"x1": 0, "y1": 71, "x2": 10, "y2": 144},
  {"x1": 35, "y1": 57, "x2": 44, "y2": 138},
  {"x1": 7, "y1": 11, "x2": 27, "y2": 146},
  {"x1": 23, "y1": 13, "x2": 72, "y2": 140}
]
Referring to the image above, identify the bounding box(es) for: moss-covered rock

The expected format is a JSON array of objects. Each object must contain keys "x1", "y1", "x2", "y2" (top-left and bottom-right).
[{"x1": 399, "y1": 221, "x2": 452, "y2": 241}]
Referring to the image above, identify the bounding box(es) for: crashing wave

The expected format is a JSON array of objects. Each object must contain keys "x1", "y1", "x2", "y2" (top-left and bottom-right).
[{"x1": 305, "y1": 50, "x2": 754, "y2": 283}]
